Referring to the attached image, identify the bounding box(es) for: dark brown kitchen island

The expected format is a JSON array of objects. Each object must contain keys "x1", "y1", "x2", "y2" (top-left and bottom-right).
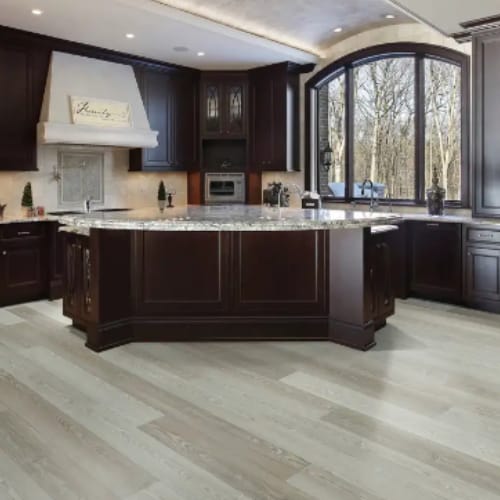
[{"x1": 58, "y1": 206, "x2": 400, "y2": 352}]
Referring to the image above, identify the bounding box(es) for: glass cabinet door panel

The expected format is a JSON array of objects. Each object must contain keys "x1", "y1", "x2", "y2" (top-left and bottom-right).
[
  {"x1": 227, "y1": 85, "x2": 244, "y2": 134},
  {"x1": 205, "y1": 85, "x2": 220, "y2": 133}
]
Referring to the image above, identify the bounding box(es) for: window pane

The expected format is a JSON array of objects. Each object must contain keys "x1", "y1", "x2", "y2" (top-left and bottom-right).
[
  {"x1": 353, "y1": 57, "x2": 415, "y2": 200},
  {"x1": 425, "y1": 59, "x2": 461, "y2": 201},
  {"x1": 318, "y1": 73, "x2": 345, "y2": 197}
]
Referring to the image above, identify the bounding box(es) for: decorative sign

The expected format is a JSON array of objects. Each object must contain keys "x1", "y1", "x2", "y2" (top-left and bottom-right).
[{"x1": 70, "y1": 96, "x2": 131, "y2": 128}]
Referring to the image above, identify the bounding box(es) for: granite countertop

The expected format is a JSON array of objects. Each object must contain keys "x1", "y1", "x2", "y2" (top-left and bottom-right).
[
  {"x1": 399, "y1": 213, "x2": 500, "y2": 226},
  {"x1": 56, "y1": 205, "x2": 402, "y2": 232},
  {"x1": 5, "y1": 206, "x2": 500, "y2": 230},
  {"x1": 0, "y1": 215, "x2": 54, "y2": 224}
]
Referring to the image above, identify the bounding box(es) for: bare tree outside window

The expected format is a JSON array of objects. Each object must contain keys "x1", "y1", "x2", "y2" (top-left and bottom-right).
[
  {"x1": 327, "y1": 74, "x2": 346, "y2": 184},
  {"x1": 425, "y1": 59, "x2": 461, "y2": 201},
  {"x1": 313, "y1": 44, "x2": 468, "y2": 205},
  {"x1": 354, "y1": 57, "x2": 415, "y2": 200}
]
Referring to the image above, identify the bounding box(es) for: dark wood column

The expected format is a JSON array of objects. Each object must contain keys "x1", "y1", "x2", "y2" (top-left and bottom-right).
[{"x1": 328, "y1": 227, "x2": 376, "y2": 350}]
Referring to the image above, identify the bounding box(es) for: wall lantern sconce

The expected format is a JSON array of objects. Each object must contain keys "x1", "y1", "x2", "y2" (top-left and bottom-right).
[{"x1": 322, "y1": 144, "x2": 333, "y2": 171}]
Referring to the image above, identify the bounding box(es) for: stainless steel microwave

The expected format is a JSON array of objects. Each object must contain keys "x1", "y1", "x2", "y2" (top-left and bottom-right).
[{"x1": 204, "y1": 172, "x2": 246, "y2": 204}]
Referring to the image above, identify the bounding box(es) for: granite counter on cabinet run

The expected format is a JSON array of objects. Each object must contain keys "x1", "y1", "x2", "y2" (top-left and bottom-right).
[{"x1": 58, "y1": 205, "x2": 401, "y2": 352}]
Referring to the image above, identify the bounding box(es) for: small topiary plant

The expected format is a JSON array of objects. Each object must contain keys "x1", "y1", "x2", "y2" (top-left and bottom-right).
[{"x1": 21, "y1": 182, "x2": 34, "y2": 208}]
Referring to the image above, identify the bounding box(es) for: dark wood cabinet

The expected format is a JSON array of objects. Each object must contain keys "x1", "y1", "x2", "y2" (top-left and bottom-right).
[
  {"x1": 408, "y1": 221, "x2": 462, "y2": 302},
  {"x1": 129, "y1": 68, "x2": 198, "y2": 171},
  {"x1": 48, "y1": 222, "x2": 64, "y2": 300},
  {"x1": 134, "y1": 231, "x2": 231, "y2": 315},
  {"x1": 473, "y1": 29, "x2": 500, "y2": 217},
  {"x1": 463, "y1": 225, "x2": 500, "y2": 312},
  {"x1": 465, "y1": 246, "x2": 500, "y2": 304},
  {"x1": 200, "y1": 73, "x2": 247, "y2": 138},
  {"x1": 249, "y1": 62, "x2": 301, "y2": 172},
  {"x1": 368, "y1": 231, "x2": 395, "y2": 328},
  {"x1": 0, "y1": 39, "x2": 49, "y2": 171},
  {"x1": 233, "y1": 231, "x2": 326, "y2": 315},
  {"x1": 62, "y1": 233, "x2": 92, "y2": 325},
  {"x1": 0, "y1": 223, "x2": 47, "y2": 305}
]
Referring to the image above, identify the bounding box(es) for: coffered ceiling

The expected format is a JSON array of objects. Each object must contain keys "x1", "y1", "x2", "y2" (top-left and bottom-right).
[{"x1": 0, "y1": 0, "x2": 411, "y2": 69}]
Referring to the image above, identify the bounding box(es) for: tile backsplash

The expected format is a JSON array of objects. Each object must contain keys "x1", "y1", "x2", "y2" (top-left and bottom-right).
[{"x1": 0, "y1": 146, "x2": 187, "y2": 217}]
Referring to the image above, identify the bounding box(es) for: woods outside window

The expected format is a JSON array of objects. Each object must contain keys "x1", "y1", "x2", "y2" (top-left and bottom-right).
[{"x1": 306, "y1": 43, "x2": 470, "y2": 206}]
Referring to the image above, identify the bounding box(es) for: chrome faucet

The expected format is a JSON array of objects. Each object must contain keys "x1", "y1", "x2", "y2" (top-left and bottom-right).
[
  {"x1": 277, "y1": 184, "x2": 284, "y2": 209},
  {"x1": 361, "y1": 179, "x2": 377, "y2": 211},
  {"x1": 83, "y1": 197, "x2": 93, "y2": 213}
]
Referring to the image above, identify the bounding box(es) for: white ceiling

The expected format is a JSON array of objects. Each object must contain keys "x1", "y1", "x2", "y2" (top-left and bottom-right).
[
  {"x1": 388, "y1": 0, "x2": 500, "y2": 35},
  {"x1": 0, "y1": 0, "x2": 411, "y2": 70}
]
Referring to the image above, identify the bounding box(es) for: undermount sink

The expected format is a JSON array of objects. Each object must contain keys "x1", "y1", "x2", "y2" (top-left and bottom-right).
[{"x1": 48, "y1": 208, "x2": 131, "y2": 216}]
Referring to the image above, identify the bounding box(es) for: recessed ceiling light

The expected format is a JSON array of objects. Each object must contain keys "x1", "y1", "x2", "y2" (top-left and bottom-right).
[
  {"x1": 334, "y1": 27, "x2": 343, "y2": 33},
  {"x1": 385, "y1": 14, "x2": 396, "y2": 19},
  {"x1": 197, "y1": 51, "x2": 205, "y2": 57},
  {"x1": 173, "y1": 46, "x2": 189, "y2": 52},
  {"x1": 31, "y1": 8, "x2": 43, "y2": 15},
  {"x1": 126, "y1": 33, "x2": 135, "y2": 39}
]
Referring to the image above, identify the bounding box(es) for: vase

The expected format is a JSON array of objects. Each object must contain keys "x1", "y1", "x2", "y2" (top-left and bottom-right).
[
  {"x1": 426, "y1": 168, "x2": 446, "y2": 216},
  {"x1": 158, "y1": 199, "x2": 166, "y2": 212},
  {"x1": 23, "y1": 206, "x2": 34, "y2": 217}
]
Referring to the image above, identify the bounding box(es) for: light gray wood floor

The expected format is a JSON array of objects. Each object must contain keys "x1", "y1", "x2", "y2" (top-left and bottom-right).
[{"x1": 1, "y1": 298, "x2": 500, "y2": 499}]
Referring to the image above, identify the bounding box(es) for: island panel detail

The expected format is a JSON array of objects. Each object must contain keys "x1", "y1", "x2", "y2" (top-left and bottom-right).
[{"x1": 62, "y1": 226, "x2": 393, "y2": 352}]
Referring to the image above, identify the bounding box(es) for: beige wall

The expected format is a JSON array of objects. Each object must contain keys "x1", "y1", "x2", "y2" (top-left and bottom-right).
[
  {"x1": 0, "y1": 146, "x2": 187, "y2": 217},
  {"x1": 264, "y1": 22, "x2": 471, "y2": 208}
]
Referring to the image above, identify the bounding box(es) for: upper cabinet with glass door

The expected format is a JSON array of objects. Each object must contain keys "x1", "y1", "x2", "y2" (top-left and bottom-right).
[{"x1": 200, "y1": 73, "x2": 248, "y2": 138}]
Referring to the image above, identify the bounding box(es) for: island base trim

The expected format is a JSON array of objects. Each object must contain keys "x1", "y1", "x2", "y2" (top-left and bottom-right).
[
  {"x1": 328, "y1": 318, "x2": 376, "y2": 351},
  {"x1": 77, "y1": 316, "x2": 332, "y2": 352}
]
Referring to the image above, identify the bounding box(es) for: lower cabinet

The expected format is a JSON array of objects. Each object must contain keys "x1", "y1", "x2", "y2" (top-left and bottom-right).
[
  {"x1": 463, "y1": 226, "x2": 500, "y2": 312},
  {"x1": 63, "y1": 233, "x2": 92, "y2": 325},
  {"x1": 0, "y1": 223, "x2": 47, "y2": 306},
  {"x1": 368, "y1": 231, "x2": 395, "y2": 328},
  {"x1": 408, "y1": 221, "x2": 462, "y2": 302}
]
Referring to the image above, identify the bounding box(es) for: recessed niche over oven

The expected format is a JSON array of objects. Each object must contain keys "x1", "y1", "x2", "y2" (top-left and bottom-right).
[{"x1": 201, "y1": 139, "x2": 247, "y2": 171}]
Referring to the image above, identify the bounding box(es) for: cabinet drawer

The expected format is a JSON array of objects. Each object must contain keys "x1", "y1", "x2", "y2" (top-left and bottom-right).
[
  {"x1": 0, "y1": 223, "x2": 44, "y2": 239},
  {"x1": 466, "y1": 228, "x2": 500, "y2": 244}
]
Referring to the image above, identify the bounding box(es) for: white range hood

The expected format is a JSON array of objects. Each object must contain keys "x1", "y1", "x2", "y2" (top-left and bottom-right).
[{"x1": 37, "y1": 51, "x2": 158, "y2": 148}]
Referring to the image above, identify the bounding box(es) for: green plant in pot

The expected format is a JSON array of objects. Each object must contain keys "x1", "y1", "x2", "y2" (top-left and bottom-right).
[
  {"x1": 21, "y1": 182, "x2": 34, "y2": 217},
  {"x1": 158, "y1": 180, "x2": 166, "y2": 212}
]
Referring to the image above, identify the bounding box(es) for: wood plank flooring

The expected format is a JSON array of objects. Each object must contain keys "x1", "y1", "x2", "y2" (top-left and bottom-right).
[{"x1": 0, "y1": 298, "x2": 500, "y2": 499}]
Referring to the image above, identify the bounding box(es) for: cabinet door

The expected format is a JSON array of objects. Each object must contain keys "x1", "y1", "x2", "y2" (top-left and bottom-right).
[
  {"x1": 250, "y1": 73, "x2": 275, "y2": 169},
  {"x1": 63, "y1": 236, "x2": 82, "y2": 319},
  {"x1": 249, "y1": 63, "x2": 296, "y2": 172},
  {"x1": 373, "y1": 240, "x2": 394, "y2": 320},
  {"x1": 465, "y1": 245, "x2": 500, "y2": 303},
  {"x1": 130, "y1": 69, "x2": 197, "y2": 171},
  {"x1": 409, "y1": 222, "x2": 462, "y2": 301},
  {"x1": 173, "y1": 75, "x2": 198, "y2": 170},
  {"x1": 0, "y1": 237, "x2": 45, "y2": 305},
  {"x1": 224, "y1": 82, "x2": 246, "y2": 137},
  {"x1": 201, "y1": 81, "x2": 224, "y2": 136},
  {"x1": 0, "y1": 43, "x2": 47, "y2": 171},
  {"x1": 473, "y1": 30, "x2": 500, "y2": 217}
]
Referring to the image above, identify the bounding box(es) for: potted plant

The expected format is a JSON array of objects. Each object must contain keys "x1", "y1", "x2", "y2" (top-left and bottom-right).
[
  {"x1": 158, "y1": 180, "x2": 166, "y2": 212},
  {"x1": 21, "y1": 182, "x2": 34, "y2": 217}
]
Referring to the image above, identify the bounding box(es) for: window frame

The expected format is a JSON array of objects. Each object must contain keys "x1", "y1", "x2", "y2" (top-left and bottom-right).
[{"x1": 305, "y1": 43, "x2": 470, "y2": 207}]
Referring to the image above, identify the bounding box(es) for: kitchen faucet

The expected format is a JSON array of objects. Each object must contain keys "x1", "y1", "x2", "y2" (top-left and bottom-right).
[{"x1": 361, "y1": 179, "x2": 377, "y2": 211}]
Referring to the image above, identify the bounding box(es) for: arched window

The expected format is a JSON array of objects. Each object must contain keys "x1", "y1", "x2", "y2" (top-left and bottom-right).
[{"x1": 305, "y1": 43, "x2": 470, "y2": 206}]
